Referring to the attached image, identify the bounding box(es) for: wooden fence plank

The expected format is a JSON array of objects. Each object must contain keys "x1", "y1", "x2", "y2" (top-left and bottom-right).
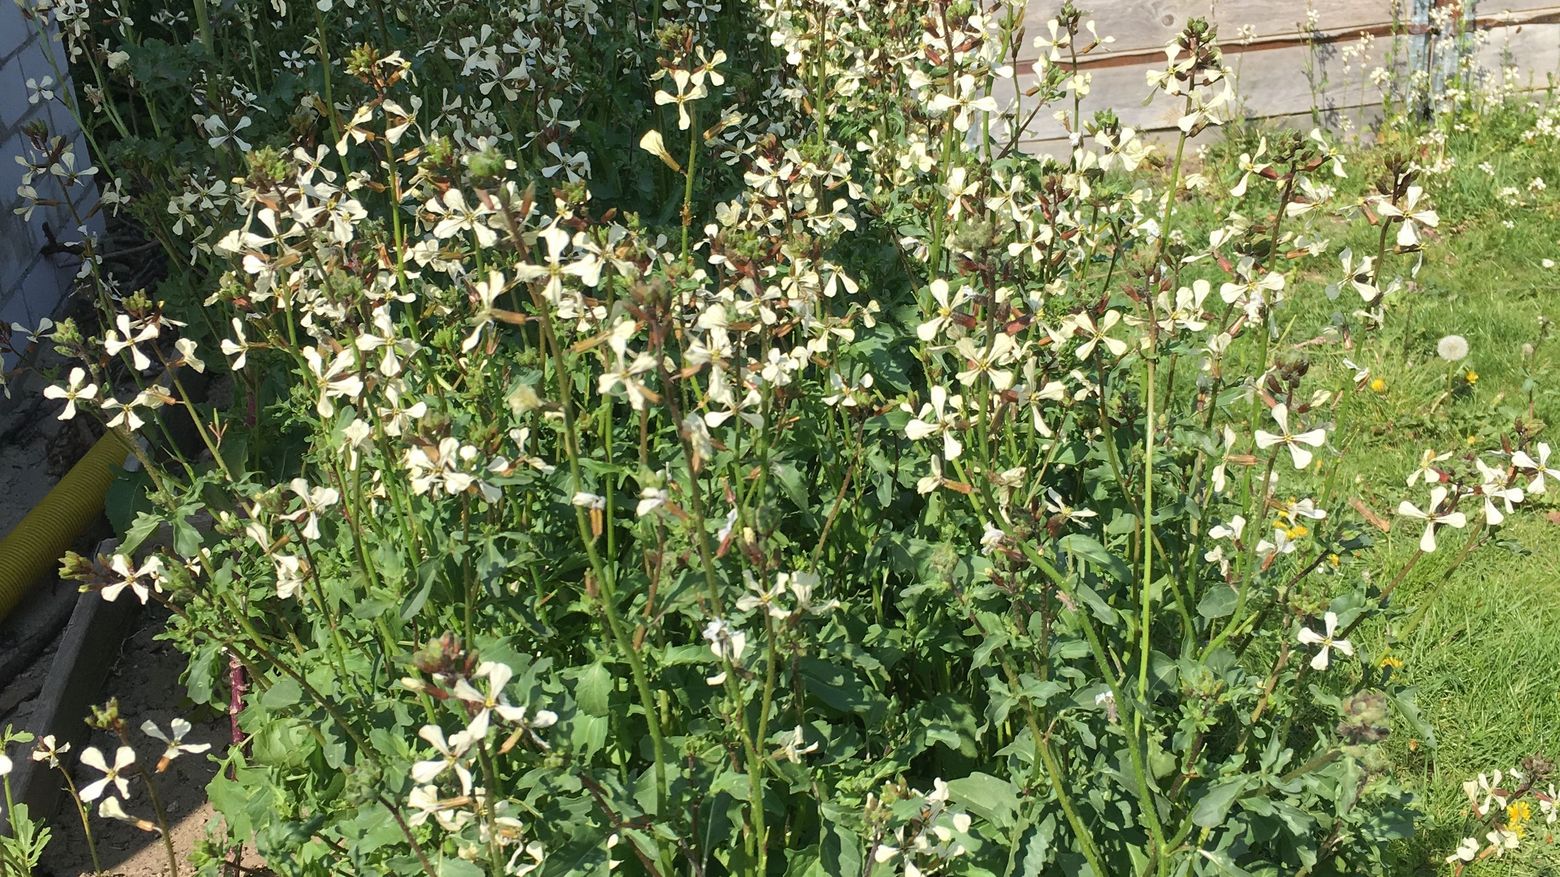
[
  {"x1": 996, "y1": 2, "x2": 1560, "y2": 155},
  {"x1": 1014, "y1": 105, "x2": 1385, "y2": 158},
  {"x1": 1005, "y1": 21, "x2": 1560, "y2": 154},
  {"x1": 1471, "y1": 20, "x2": 1560, "y2": 88},
  {"x1": 1477, "y1": 0, "x2": 1560, "y2": 14},
  {"x1": 995, "y1": 31, "x2": 1404, "y2": 143},
  {"x1": 1017, "y1": 0, "x2": 1399, "y2": 61}
]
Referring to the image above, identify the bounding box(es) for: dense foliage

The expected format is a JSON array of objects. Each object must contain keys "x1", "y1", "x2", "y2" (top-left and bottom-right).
[{"x1": 4, "y1": 0, "x2": 1558, "y2": 874}]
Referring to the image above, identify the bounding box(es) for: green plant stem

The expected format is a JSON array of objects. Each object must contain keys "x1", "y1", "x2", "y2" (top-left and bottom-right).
[
  {"x1": 1131, "y1": 99, "x2": 1192, "y2": 821},
  {"x1": 951, "y1": 457, "x2": 1169, "y2": 865},
  {"x1": 192, "y1": 0, "x2": 214, "y2": 53},
  {"x1": 135, "y1": 768, "x2": 180, "y2": 877},
  {"x1": 167, "y1": 368, "x2": 233, "y2": 482},
  {"x1": 56, "y1": 771, "x2": 104, "y2": 875},
  {"x1": 752, "y1": 615, "x2": 781, "y2": 873},
  {"x1": 495, "y1": 188, "x2": 669, "y2": 819},
  {"x1": 1202, "y1": 446, "x2": 1281, "y2": 660},
  {"x1": 289, "y1": 522, "x2": 356, "y2": 689},
  {"x1": 312, "y1": 4, "x2": 349, "y2": 178},
  {"x1": 1137, "y1": 350, "x2": 1158, "y2": 717},
  {"x1": 642, "y1": 303, "x2": 770, "y2": 864},
  {"x1": 1371, "y1": 216, "x2": 1393, "y2": 291},
  {"x1": 680, "y1": 107, "x2": 699, "y2": 262},
  {"x1": 459, "y1": 495, "x2": 477, "y2": 645},
  {"x1": 997, "y1": 656, "x2": 1108, "y2": 876},
  {"x1": 475, "y1": 745, "x2": 509, "y2": 874}
]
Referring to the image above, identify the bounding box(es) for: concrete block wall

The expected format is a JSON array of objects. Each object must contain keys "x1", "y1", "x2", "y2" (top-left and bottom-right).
[{"x1": 1, "y1": 2, "x2": 101, "y2": 372}]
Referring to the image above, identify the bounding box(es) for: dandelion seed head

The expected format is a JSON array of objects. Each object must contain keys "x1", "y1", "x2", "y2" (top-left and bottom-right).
[{"x1": 1436, "y1": 334, "x2": 1469, "y2": 362}]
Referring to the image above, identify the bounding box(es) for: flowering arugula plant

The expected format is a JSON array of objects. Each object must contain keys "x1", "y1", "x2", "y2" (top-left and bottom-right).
[
  {"x1": 1443, "y1": 759, "x2": 1560, "y2": 872},
  {"x1": 10, "y1": 0, "x2": 1555, "y2": 874}
]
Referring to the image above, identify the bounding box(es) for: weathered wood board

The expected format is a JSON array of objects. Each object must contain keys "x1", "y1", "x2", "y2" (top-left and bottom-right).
[
  {"x1": 1017, "y1": 0, "x2": 1401, "y2": 64},
  {"x1": 995, "y1": 32, "x2": 1404, "y2": 145},
  {"x1": 1001, "y1": 1, "x2": 1560, "y2": 154},
  {"x1": 1471, "y1": 18, "x2": 1560, "y2": 88}
]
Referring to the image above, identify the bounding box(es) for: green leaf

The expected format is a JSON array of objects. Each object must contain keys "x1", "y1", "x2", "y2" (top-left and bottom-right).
[
  {"x1": 1015, "y1": 812, "x2": 1057, "y2": 874},
  {"x1": 171, "y1": 513, "x2": 203, "y2": 558},
  {"x1": 346, "y1": 804, "x2": 405, "y2": 854},
  {"x1": 1191, "y1": 776, "x2": 1252, "y2": 828},
  {"x1": 1197, "y1": 584, "x2": 1239, "y2": 620},
  {"x1": 570, "y1": 713, "x2": 609, "y2": 759},
  {"x1": 819, "y1": 803, "x2": 864, "y2": 876},
  {"x1": 120, "y1": 511, "x2": 162, "y2": 556},
  {"x1": 540, "y1": 831, "x2": 610, "y2": 877},
  {"x1": 1071, "y1": 581, "x2": 1118, "y2": 625},
  {"x1": 319, "y1": 723, "x2": 347, "y2": 769},
  {"x1": 783, "y1": 847, "x2": 825, "y2": 877},
  {"x1": 1389, "y1": 687, "x2": 1437, "y2": 750},
  {"x1": 772, "y1": 461, "x2": 820, "y2": 527},
  {"x1": 1195, "y1": 848, "x2": 1254, "y2": 876},
  {"x1": 1059, "y1": 534, "x2": 1131, "y2": 582},
  {"x1": 399, "y1": 560, "x2": 440, "y2": 621},
  {"x1": 259, "y1": 676, "x2": 302, "y2": 711},
  {"x1": 433, "y1": 858, "x2": 485, "y2": 877},
  {"x1": 798, "y1": 657, "x2": 887, "y2": 722},
  {"x1": 104, "y1": 468, "x2": 152, "y2": 538},
  {"x1": 575, "y1": 662, "x2": 613, "y2": 716},
  {"x1": 708, "y1": 770, "x2": 751, "y2": 802},
  {"x1": 183, "y1": 641, "x2": 224, "y2": 706},
  {"x1": 947, "y1": 772, "x2": 1021, "y2": 830}
]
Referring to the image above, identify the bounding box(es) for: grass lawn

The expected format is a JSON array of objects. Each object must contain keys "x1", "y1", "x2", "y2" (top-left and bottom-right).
[{"x1": 1212, "y1": 102, "x2": 1560, "y2": 874}]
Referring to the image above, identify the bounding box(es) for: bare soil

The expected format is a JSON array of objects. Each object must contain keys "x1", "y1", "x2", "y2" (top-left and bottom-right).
[{"x1": 29, "y1": 614, "x2": 264, "y2": 877}]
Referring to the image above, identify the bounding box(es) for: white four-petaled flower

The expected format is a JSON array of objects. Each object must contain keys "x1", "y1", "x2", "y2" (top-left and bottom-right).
[
  {"x1": 653, "y1": 68, "x2": 708, "y2": 131},
  {"x1": 1444, "y1": 837, "x2": 1479, "y2": 864},
  {"x1": 904, "y1": 386, "x2": 963, "y2": 461},
  {"x1": 285, "y1": 478, "x2": 340, "y2": 540},
  {"x1": 1372, "y1": 185, "x2": 1439, "y2": 249},
  {"x1": 411, "y1": 723, "x2": 480, "y2": 796},
  {"x1": 1254, "y1": 404, "x2": 1327, "y2": 469},
  {"x1": 1474, "y1": 458, "x2": 1524, "y2": 525},
  {"x1": 102, "y1": 554, "x2": 165, "y2": 604},
  {"x1": 79, "y1": 745, "x2": 137, "y2": 801},
  {"x1": 1512, "y1": 442, "x2": 1560, "y2": 494},
  {"x1": 1073, "y1": 310, "x2": 1128, "y2": 360},
  {"x1": 1297, "y1": 611, "x2": 1353, "y2": 670},
  {"x1": 43, "y1": 367, "x2": 98, "y2": 420},
  {"x1": 141, "y1": 718, "x2": 212, "y2": 772},
  {"x1": 1396, "y1": 485, "x2": 1467, "y2": 552}
]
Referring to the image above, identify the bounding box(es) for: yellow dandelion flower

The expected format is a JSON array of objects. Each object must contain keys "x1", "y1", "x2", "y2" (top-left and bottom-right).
[
  {"x1": 1379, "y1": 653, "x2": 1404, "y2": 671},
  {"x1": 1327, "y1": 553, "x2": 1342, "y2": 568},
  {"x1": 1369, "y1": 377, "x2": 1386, "y2": 393},
  {"x1": 1508, "y1": 800, "x2": 1533, "y2": 837},
  {"x1": 1465, "y1": 370, "x2": 1480, "y2": 385}
]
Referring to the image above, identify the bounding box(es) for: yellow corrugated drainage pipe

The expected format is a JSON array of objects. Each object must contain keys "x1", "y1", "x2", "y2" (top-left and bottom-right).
[{"x1": 0, "y1": 427, "x2": 134, "y2": 618}]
